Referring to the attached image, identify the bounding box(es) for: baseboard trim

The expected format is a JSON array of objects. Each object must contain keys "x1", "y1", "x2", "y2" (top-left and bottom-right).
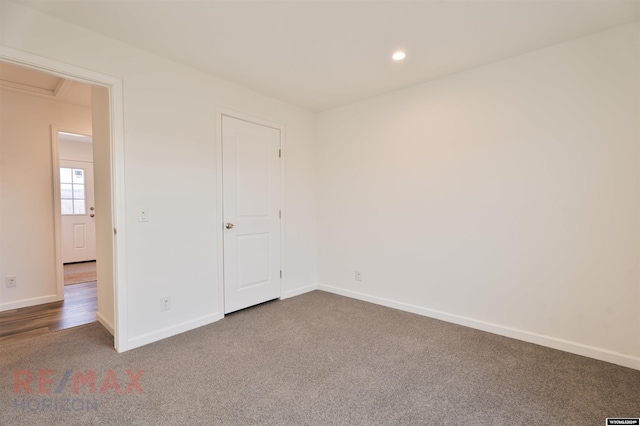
[
  {"x1": 127, "y1": 312, "x2": 224, "y2": 351},
  {"x1": 318, "y1": 284, "x2": 640, "y2": 371},
  {"x1": 0, "y1": 294, "x2": 60, "y2": 312},
  {"x1": 281, "y1": 284, "x2": 318, "y2": 299},
  {"x1": 95, "y1": 312, "x2": 114, "y2": 335}
]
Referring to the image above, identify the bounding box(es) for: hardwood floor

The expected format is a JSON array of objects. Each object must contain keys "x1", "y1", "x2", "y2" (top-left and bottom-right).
[{"x1": 0, "y1": 281, "x2": 97, "y2": 343}]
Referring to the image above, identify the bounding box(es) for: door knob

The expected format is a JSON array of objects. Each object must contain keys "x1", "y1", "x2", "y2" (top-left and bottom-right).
[
  {"x1": 225, "y1": 222, "x2": 234, "y2": 229},
  {"x1": 90, "y1": 214, "x2": 95, "y2": 218}
]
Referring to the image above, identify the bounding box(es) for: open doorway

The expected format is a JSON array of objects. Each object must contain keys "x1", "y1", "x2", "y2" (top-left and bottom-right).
[
  {"x1": 0, "y1": 47, "x2": 127, "y2": 351},
  {"x1": 0, "y1": 59, "x2": 115, "y2": 343},
  {"x1": 56, "y1": 130, "x2": 99, "y2": 330}
]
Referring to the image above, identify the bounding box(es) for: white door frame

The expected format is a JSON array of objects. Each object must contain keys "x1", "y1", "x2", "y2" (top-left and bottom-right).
[
  {"x1": 0, "y1": 46, "x2": 129, "y2": 352},
  {"x1": 51, "y1": 127, "x2": 96, "y2": 298},
  {"x1": 215, "y1": 107, "x2": 285, "y2": 316}
]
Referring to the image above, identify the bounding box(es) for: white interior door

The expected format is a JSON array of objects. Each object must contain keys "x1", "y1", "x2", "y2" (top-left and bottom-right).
[
  {"x1": 222, "y1": 115, "x2": 281, "y2": 314},
  {"x1": 60, "y1": 160, "x2": 96, "y2": 263}
]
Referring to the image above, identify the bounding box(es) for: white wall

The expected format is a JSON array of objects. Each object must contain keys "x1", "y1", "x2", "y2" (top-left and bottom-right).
[
  {"x1": 317, "y1": 23, "x2": 640, "y2": 368},
  {"x1": 0, "y1": 2, "x2": 317, "y2": 349},
  {"x1": 59, "y1": 138, "x2": 93, "y2": 162},
  {"x1": 92, "y1": 85, "x2": 115, "y2": 334},
  {"x1": 0, "y1": 88, "x2": 92, "y2": 309}
]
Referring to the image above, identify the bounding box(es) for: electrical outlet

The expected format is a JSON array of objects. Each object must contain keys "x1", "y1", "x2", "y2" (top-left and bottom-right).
[
  {"x1": 355, "y1": 271, "x2": 362, "y2": 282},
  {"x1": 5, "y1": 276, "x2": 16, "y2": 288},
  {"x1": 160, "y1": 296, "x2": 171, "y2": 311}
]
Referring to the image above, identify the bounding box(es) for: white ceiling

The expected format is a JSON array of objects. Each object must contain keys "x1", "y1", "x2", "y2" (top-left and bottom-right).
[
  {"x1": 9, "y1": 0, "x2": 640, "y2": 112},
  {"x1": 58, "y1": 131, "x2": 92, "y2": 144}
]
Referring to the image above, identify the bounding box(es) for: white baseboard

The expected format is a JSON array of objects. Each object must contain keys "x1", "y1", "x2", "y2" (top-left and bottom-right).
[
  {"x1": 126, "y1": 312, "x2": 224, "y2": 351},
  {"x1": 95, "y1": 311, "x2": 114, "y2": 335},
  {"x1": 281, "y1": 284, "x2": 318, "y2": 299},
  {"x1": 0, "y1": 294, "x2": 60, "y2": 312},
  {"x1": 318, "y1": 284, "x2": 640, "y2": 371}
]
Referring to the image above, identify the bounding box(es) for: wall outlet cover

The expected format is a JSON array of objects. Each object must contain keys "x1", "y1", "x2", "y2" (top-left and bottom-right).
[
  {"x1": 5, "y1": 276, "x2": 16, "y2": 288},
  {"x1": 160, "y1": 296, "x2": 171, "y2": 311}
]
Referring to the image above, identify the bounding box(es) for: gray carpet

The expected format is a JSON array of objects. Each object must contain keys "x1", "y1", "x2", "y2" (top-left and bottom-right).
[{"x1": 1, "y1": 290, "x2": 638, "y2": 425}]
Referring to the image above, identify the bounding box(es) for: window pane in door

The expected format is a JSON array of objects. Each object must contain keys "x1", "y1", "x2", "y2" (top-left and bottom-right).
[
  {"x1": 61, "y1": 200, "x2": 73, "y2": 215},
  {"x1": 60, "y1": 168, "x2": 72, "y2": 184},
  {"x1": 72, "y1": 169, "x2": 85, "y2": 184},
  {"x1": 73, "y1": 184, "x2": 85, "y2": 199},
  {"x1": 74, "y1": 200, "x2": 86, "y2": 215},
  {"x1": 60, "y1": 166, "x2": 88, "y2": 215},
  {"x1": 61, "y1": 184, "x2": 73, "y2": 199}
]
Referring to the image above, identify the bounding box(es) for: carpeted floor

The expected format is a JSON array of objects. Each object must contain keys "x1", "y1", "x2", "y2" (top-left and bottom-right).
[{"x1": 1, "y1": 290, "x2": 638, "y2": 425}]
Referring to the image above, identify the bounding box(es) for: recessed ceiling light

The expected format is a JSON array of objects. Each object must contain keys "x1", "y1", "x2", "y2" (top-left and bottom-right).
[{"x1": 392, "y1": 51, "x2": 406, "y2": 61}]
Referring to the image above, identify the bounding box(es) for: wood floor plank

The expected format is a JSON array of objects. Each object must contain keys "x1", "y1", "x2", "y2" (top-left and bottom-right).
[{"x1": 0, "y1": 282, "x2": 97, "y2": 339}]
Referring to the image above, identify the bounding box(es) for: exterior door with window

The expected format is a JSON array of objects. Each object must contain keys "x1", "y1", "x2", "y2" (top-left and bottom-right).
[{"x1": 60, "y1": 160, "x2": 96, "y2": 263}]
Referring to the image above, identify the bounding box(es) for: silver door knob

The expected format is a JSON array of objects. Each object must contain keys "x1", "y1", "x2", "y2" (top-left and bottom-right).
[{"x1": 225, "y1": 222, "x2": 234, "y2": 229}]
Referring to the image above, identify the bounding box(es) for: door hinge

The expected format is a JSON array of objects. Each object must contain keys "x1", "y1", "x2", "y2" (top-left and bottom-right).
[
  {"x1": 114, "y1": 228, "x2": 117, "y2": 236},
  {"x1": 279, "y1": 149, "x2": 281, "y2": 158},
  {"x1": 280, "y1": 270, "x2": 282, "y2": 279}
]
